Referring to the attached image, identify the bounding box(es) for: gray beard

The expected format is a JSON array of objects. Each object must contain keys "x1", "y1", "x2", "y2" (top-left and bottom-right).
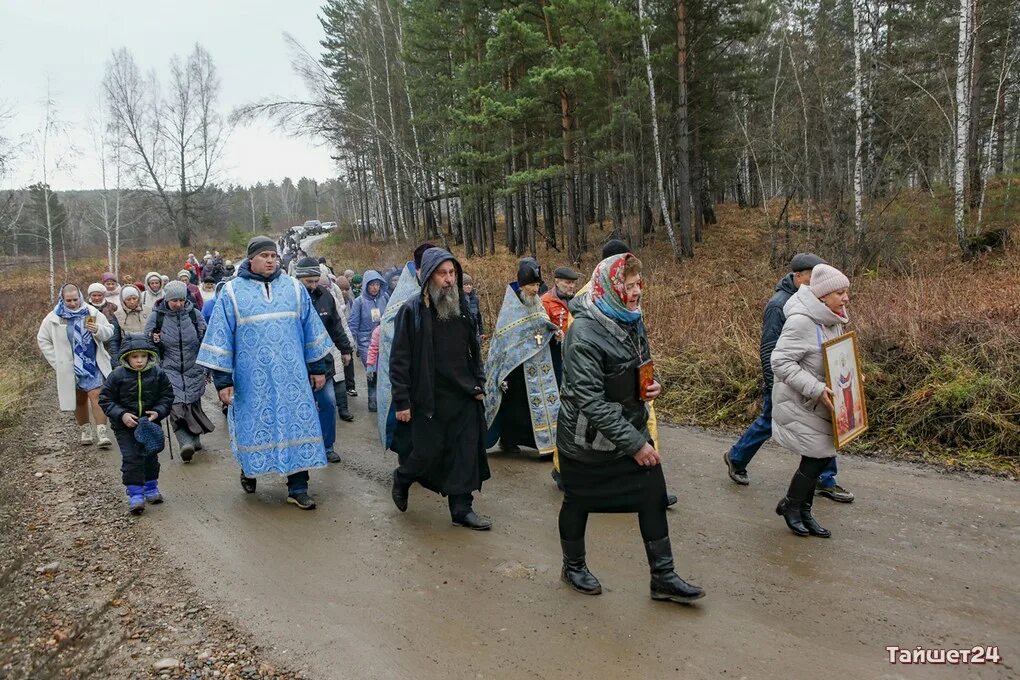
[
  {"x1": 429, "y1": 282, "x2": 461, "y2": 320},
  {"x1": 519, "y1": 291, "x2": 540, "y2": 310}
]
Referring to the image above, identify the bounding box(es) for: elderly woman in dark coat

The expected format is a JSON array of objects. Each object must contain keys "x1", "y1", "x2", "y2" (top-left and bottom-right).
[
  {"x1": 556, "y1": 253, "x2": 703, "y2": 604},
  {"x1": 144, "y1": 280, "x2": 214, "y2": 462}
]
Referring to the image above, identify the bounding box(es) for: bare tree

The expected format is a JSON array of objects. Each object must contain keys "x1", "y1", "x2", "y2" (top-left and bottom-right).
[
  {"x1": 88, "y1": 95, "x2": 128, "y2": 275},
  {"x1": 103, "y1": 45, "x2": 228, "y2": 247}
]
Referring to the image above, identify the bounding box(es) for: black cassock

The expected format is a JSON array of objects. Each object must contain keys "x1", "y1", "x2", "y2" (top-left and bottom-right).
[
  {"x1": 393, "y1": 310, "x2": 490, "y2": 496},
  {"x1": 494, "y1": 365, "x2": 537, "y2": 449}
]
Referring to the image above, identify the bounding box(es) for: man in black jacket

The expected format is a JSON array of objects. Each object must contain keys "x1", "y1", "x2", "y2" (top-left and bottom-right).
[
  {"x1": 295, "y1": 257, "x2": 354, "y2": 463},
  {"x1": 723, "y1": 253, "x2": 854, "y2": 503},
  {"x1": 389, "y1": 248, "x2": 492, "y2": 530}
]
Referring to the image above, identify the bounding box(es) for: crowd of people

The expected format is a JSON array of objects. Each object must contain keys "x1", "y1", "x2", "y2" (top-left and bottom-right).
[{"x1": 36, "y1": 231, "x2": 858, "y2": 605}]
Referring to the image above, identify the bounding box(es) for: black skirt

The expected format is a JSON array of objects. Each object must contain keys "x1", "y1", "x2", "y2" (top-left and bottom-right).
[{"x1": 559, "y1": 454, "x2": 666, "y2": 513}]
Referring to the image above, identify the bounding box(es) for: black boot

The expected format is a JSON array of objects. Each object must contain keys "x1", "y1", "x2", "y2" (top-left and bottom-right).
[
  {"x1": 560, "y1": 539, "x2": 602, "y2": 595},
  {"x1": 240, "y1": 473, "x2": 257, "y2": 494},
  {"x1": 776, "y1": 470, "x2": 817, "y2": 536},
  {"x1": 800, "y1": 497, "x2": 831, "y2": 538},
  {"x1": 449, "y1": 494, "x2": 492, "y2": 530},
  {"x1": 391, "y1": 469, "x2": 409, "y2": 512},
  {"x1": 643, "y1": 537, "x2": 704, "y2": 603}
]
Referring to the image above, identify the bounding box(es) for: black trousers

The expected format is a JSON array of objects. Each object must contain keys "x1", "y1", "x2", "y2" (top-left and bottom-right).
[
  {"x1": 344, "y1": 359, "x2": 356, "y2": 391},
  {"x1": 115, "y1": 428, "x2": 159, "y2": 486},
  {"x1": 798, "y1": 455, "x2": 835, "y2": 479}
]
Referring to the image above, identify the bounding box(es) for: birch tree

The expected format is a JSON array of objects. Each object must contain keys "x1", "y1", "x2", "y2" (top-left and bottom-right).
[
  {"x1": 638, "y1": 0, "x2": 680, "y2": 261},
  {"x1": 954, "y1": 0, "x2": 974, "y2": 253}
]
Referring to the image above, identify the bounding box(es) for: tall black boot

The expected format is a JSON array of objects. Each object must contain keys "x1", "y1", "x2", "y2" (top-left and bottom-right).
[
  {"x1": 775, "y1": 470, "x2": 815, "y2": 536},
  {"x1": 560, "y1": 539, "x2": 602, "y2": 595},
  {"x1": 643, "y1": 537, "x2": 704, "y2": 603},
  {"x1": 800, "y1": 496, "x2": 831, "y2": 538}
]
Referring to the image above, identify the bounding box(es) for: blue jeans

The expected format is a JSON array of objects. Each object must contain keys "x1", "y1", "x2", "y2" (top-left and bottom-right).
[
  {"x1": 287, "y1": 470, "x2": 309, "y2": 495},
  {"x1": 313, "y1": 383, "x2": 337, "y2": 452},
  {"x1": 728, "y1": 392, "x2": 773, "y2": 470},
  {"x1": 728, "y1": 390, "x2": 839, "y2": 486}
]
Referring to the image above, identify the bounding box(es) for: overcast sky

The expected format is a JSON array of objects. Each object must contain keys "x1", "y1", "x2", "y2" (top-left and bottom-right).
[{"x1": 0, "y1": 0, "x2": 337, "y2": 190}]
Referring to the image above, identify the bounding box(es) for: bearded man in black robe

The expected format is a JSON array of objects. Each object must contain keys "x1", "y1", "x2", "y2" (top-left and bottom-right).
[{"x1": 389, "y1": 248, "x2": 492, "y2": 530}]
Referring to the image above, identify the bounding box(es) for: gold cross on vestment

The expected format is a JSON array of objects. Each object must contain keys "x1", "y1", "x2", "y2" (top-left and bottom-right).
[{"x1": 534, "y1": 332, "x2": 544, "y2": 346}]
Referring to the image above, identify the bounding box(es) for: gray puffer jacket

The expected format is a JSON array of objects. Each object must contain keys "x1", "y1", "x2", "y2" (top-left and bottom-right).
[
  {"x1": 556, "y1": 296, "x2": 651, "y2": 464},
  {"x1": 770, "y1": 285, "x2": 847, "y2": 458},
  {"x1": 144, "y1": 299, "x2": 207, "y2": 404}
]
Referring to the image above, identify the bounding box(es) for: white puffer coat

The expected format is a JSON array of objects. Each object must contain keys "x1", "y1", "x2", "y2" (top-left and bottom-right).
[{"x1": 770, "y1": 285, "x2": 847, "y2": 458}]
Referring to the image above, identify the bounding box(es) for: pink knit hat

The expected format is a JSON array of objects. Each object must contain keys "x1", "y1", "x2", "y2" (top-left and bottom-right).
[{"x1": 810, "y1": 264, "x2": 850, "y2": 298}]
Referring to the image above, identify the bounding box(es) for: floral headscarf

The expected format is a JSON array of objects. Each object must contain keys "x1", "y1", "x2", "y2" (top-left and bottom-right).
[{"x1": 589, "y1": 253, "x2": 643, "y2": 324}]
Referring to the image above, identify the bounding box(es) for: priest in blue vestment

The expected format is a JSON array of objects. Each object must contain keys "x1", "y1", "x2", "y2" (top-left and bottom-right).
[{"x1": 197, "y1": 236, "x2": 334, "y2": 510}]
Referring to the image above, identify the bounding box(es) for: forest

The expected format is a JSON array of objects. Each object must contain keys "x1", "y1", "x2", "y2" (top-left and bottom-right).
[{"x1": 2, "y1": 0, "x2": 1019, "y2": 273}]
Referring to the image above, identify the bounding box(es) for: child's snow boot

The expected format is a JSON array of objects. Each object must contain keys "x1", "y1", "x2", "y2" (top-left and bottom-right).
[
  {"x1": 126, "y1": 485, "x2": 146, "y2": 515},
  {"x1": 143, "y1": 480, "x2": 163, "y2": 504}
]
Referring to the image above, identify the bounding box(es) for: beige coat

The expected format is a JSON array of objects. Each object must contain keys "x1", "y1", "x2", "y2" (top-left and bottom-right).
[
  {"x1": 770, "y1": 285, "x2": 847, "y2": 458},
  {"x1": 37, "y1": 306, "x2": 114, "y2": 411},
  {"x1": 114, "y1": 288, "x2": 149, "y2": 333}
]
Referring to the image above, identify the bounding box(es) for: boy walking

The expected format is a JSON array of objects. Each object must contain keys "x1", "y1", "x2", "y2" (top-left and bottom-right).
[{"x1": 99, "y1": 334, "x2": 175, "y2": 514}]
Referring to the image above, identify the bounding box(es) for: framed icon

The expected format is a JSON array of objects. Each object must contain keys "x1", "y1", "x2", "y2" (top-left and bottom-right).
[{"x1": 822, "y1": 331, "x2": 868, "y2": 448}]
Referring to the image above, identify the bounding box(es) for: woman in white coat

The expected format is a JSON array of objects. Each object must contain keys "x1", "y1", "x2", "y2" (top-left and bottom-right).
[
  {"x1": 37, "y1": 284, "x2": 115, "y2": 447},
  {"x1": 770, "y1": 264, "x2": 851, "y2": 538}
]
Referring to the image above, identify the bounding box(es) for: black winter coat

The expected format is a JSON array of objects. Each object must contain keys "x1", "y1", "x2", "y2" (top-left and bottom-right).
[
  {"x1": 309, "y1": 285, "x2": 354, "y2": 378},
  {"x1": 99, "y1": 337, "x2": 175, "y2": 432},
  {"x1": 760, "y1": 273, "x2": 798, "y2": 391},
  {"x1": 390, "y1": 249, "x2": 484, "y2": 418},
  {"x1": 556, "y1": 297, "x2": 652, "y2": 464}
]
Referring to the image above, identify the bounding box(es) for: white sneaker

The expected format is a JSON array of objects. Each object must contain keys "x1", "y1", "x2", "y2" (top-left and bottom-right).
[
  {"x1": 80, "y1": 425, "x2": 95, "y2": 446},
  {"x1": 96, "y1": 424, "x2": 112, "y2": 449}
]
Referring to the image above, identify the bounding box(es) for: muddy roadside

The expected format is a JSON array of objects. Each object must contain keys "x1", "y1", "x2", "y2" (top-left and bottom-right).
[{"x1": 0, "y1": 383, "x2": 303, "y2": 680}]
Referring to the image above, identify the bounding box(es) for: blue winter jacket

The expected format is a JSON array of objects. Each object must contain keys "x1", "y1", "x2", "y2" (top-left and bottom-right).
[{"x1": 347, "y1": 270, "x2": 389, "y2": 359}]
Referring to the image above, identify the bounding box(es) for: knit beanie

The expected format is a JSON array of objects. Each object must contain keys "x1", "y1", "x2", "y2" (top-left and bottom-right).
[
  {"x1": 121, "y1": 286, "x2": 140, "y2": 300},
  {"x1": 247, "y1": 235, "x2": 278, "y2": 259},
  {"x1": 177, "y1": 269, "x2": 191, "y2": 280},
  {"x1": 810, "y1": 264, "x2": 850, "y2": 298},
  {"x1": 462, "y1": 274, "x2": 474, "y2": 286},
  {"x1": 101, "y1": 272, "x2": 117, "y2": 283},
  {"x1": 164, "y1": 280, "x2": 188, "y2": 302},
  {"x1": 87, "y1": 283, "x2": 106, "y2": 296},
  {"x1": 295, "y1": 257, "x2": 321, "y2": 279}
]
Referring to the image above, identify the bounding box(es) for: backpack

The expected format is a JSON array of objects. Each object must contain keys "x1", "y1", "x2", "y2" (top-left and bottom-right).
[{"x1": 152, "y1": 307, "x2": 201, "y2": 357}]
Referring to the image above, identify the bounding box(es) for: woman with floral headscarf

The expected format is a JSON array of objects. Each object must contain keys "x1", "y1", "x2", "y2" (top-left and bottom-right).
[
  {"x1": 37, "y1": 284, "x2": 115, "y2": 447},
  {"x1": 554, "y1": 254, "x2": 704, "y2": 604}
]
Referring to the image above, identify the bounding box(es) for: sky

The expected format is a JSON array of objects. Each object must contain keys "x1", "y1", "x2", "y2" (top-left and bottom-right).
[{"x1": 0, "y1": 0, "x2": 337, "y2": 190}]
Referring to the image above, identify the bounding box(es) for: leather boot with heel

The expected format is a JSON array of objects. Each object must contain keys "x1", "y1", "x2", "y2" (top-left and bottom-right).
[
  {"x1": 560, "y1": 539, "x2": 602, "y2": 595},
  {"x1": 776, "y1": 470, "x2": 815, "y2": 536},
  {"x1": 644, "y1": 537, "x2": 704, "y2": 603},
  {"x1": 800, "y1": 497, "x2": 831, "y2": 538}
]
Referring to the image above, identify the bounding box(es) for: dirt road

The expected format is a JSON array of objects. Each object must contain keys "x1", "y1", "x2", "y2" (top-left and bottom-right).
[{"x1": 93, "y1": 369, "x2": 1018, "y2": 680}]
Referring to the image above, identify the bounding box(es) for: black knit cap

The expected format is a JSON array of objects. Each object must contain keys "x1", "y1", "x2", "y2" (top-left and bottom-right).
[
  {"x1": 601, "y1": 238, "x2": 631, "y2": 258},
  {"x1": 247, "y1": 235, "x2": 278, "y2": 259},
  {"x1": 517, "y1": 257, "x2": 542, "y2": 286}
]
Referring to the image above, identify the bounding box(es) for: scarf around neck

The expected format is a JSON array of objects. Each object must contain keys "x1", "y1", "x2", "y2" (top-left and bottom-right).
[{"x1": 55, "y1": 284, "x2": 98, "y2": 379}]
